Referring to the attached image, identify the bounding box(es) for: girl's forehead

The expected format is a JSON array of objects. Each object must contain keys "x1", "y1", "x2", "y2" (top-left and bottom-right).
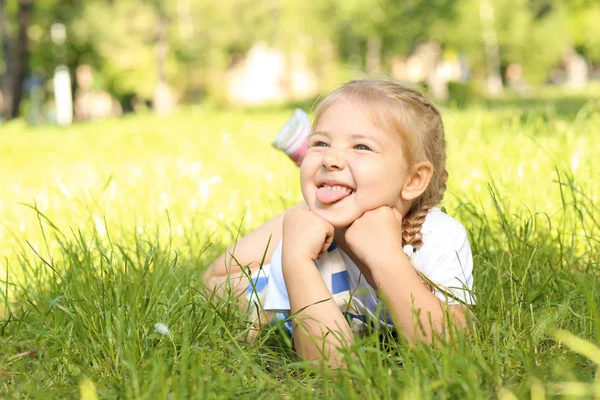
[
  {"x1": 319, "y1": 97, "x2": 410, "y2": 139},
  {"x1": 320, "y1": 94, "x2": 409, "y2": 125},
  {"x1": 315, "y1": 99, "x2": 377, "y2": 131}
]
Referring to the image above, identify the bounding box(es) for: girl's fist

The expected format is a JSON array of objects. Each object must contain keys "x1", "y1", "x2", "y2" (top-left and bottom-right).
[{"x1": 282, "y1": 208, "x2": 335, "y2": 262}]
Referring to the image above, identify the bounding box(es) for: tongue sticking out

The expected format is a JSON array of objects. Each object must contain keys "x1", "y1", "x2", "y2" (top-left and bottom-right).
[{"x1": 316, "y1": 187, "x2": 352, "y2": 204}]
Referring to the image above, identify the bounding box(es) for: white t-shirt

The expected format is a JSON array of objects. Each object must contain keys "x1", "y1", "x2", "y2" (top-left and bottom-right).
[{"x1": 263, "y1": 208, "x2": 475, "y2": 324}]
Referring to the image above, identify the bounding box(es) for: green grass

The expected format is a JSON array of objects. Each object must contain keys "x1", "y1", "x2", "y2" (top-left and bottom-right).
[{"x1": 0, "y1": 97, "x2": 599, "y2": 399}]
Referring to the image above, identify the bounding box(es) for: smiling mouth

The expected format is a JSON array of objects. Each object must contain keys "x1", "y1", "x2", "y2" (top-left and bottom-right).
[{"x1": 316, "y1": 184, "x2": 355, "y2": 204}]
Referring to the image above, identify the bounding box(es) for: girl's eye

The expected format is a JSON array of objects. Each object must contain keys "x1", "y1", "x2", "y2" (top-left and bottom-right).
[
  {"x1": 355, "y1": 144, "x2": 372, "y2": 151},
  {"x1": 312, "y1": 141, "x2": 329, "y2": 148}
]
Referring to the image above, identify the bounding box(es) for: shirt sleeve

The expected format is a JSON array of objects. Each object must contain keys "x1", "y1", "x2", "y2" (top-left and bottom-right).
[
  {"x1": 263, "y1": 240, "x2": 291, "y2": 311},
  {"x1": 419, "y1": 224, "x2": 476, "y2": 305}
]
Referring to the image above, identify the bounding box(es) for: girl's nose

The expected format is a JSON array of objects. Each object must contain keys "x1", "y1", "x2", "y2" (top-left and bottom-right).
[{"x1": 322, "y1": 149, "x2": 346, "y2": 170}]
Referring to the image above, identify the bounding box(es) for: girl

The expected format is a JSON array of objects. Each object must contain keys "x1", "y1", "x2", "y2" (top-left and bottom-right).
[{"x1": 204, "y1": 79, "x2": 475, "y2": 365}]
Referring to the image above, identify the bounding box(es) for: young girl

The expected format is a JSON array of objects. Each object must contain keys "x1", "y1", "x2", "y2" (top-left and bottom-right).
[{"x1": 204, "y1": 79, "x2": 475, "y2": 365}]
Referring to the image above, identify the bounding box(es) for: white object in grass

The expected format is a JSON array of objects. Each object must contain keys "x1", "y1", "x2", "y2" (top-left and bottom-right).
[{"x1": 155, "y1": 323, "x2": 170, "y2": 336}]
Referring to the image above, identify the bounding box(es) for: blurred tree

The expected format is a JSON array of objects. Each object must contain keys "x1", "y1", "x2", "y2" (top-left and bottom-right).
[
  {"x1": 493, "y1": 0, "x2": 568, "y2": 84},
  {"x1": 431, "y1": 0, "x2": 599, "y2": 87},
  {"x1": 168, "y1": 0, "x2": 275, "y2": 100},
  {"x1": 563, "y1": 0, "x2": 600, "y2": 63},
  {"x1": 335, "y1": 0, "x2": 456, "y2": 73},
  {"x1": 269, "y1": 0, "x2": 339, "y2": 85},
  {"x1": 3, "y1": 0, "x2": 600, "y2": 117},
  {"x1": 68, "y1": 0, "x2": 285, "y2": 104},
  {"x1": 19, "y1": 0, "x2": 96, "y2": 117},
  {"x1": 71, "y1": 1, "x2": 158, "y2": 101},
  {"x1": 0, "y1": 0, "x2": 33, "y2": 120},
  {"x1": 0, "y1": 0, "x2": 8, "y2": 84}
]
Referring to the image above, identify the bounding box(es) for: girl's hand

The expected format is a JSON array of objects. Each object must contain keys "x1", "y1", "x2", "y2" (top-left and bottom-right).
[
  {"x1": 338, "y1": 206, "x2": 404, "y2": 267},
  {"x1": 282, "y1": 208, "x2": 335, "y2": 262}
]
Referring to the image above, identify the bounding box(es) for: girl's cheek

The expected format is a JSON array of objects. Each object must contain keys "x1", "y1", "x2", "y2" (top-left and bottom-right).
[{"x1": 353, "y1": 160, "x2": 377, "y2": 178}]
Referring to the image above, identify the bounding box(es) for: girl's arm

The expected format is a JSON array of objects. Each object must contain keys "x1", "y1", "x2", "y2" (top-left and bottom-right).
[
  {"x1": 282, "y1": 208, "x2": 353, "y2": 367},
  {"x1": 339, "y1": 207, "x2": 469, "y2": 344},
  {"x1": 367, "y1": 251, "x2": 468, "y2": 344},
  {"x1": 204, "y1": 202, "x2": 307, "y2": 279},
  {"x1": 282, "y1": 256, "x2": 353, "y2": 366}
]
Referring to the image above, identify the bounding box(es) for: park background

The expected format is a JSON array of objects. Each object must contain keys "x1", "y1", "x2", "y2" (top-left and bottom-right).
[{"x1": 1, "y1": 0, "x2": 599, "y2": 398}]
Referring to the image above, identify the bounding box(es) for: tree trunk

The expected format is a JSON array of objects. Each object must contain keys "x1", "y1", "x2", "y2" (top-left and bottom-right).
[
  {"x1": 1, "y1": 0, "x2": 32, "y2": 120},
  {"x1": 0, "y1": 0, "x2": 7, "y2": 59},
  {"x1": 176, "y1": 0, "x2": 193, "y2": 40},
  {"x1": 366, "y1": 36, "x2": 382, "y2": 74},
  {"x1": 0, "y1": 0, "x2": 11, "y2": 119},
  {"x1": 155, "y1": 13, "x2": 167, "y2": 85},
  {"x1": 479, "y1": 0, "x2": 503, "y2": 96},
  {"x1": 564, "y1": 47, "x2": 588, "y2": 89},
  {"x1": 10, "y1": 0, "x2": 33, "y2": 118},
  {"x1": 153, "y1": 11, "x2": 175, "y2": 115}
]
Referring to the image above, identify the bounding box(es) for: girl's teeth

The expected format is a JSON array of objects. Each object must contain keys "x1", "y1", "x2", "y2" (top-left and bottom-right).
[{"x1": 324, "y1": 185, "x2": 351, "y2": 193}]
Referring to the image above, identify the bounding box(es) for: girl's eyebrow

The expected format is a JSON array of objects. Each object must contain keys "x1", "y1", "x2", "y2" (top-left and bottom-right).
[
  {"x1": 349, "y1": 133, "x2": 381, "y2": 143},
  {"x1": 311, "y1": 131, "x2": 381, "y2": 144}
]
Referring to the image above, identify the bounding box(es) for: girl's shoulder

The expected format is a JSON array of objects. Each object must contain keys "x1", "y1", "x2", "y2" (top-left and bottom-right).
[
  {"x1": 415, "y1": 207, "x2": 472, "y2": 274},
  {"x1": 421, "y1": 207, "x2": 468, "y2": 237},
  {"x1": 413, "y1": 208, "x2": 476, "y2": 305},
  {"x1": 415, "y1": 207, "x2": 472, "y2": 280}
]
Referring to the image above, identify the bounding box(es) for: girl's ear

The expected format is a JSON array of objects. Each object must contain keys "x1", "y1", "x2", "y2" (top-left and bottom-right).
[{"x1": 401, "y1": 161, "x2": 434, "y2": 201}]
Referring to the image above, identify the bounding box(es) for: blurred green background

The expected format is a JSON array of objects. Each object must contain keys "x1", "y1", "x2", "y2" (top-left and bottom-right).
[{"x1": 1, "y1": 0, "x2": 600, "y2": 122}]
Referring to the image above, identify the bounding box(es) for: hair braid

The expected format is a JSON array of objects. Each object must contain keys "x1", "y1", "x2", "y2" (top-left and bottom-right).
[
  {"x1": 402, "y1": 203, "x2": 431, "y2": 249},
  {"x1": 402, "y1": 169, "x2": 448, "y2": 249}
]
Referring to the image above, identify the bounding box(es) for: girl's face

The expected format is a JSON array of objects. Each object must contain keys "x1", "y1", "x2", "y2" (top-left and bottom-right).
[{"x1": 300, "y1": 97, "x2": 413, "y2": 228}]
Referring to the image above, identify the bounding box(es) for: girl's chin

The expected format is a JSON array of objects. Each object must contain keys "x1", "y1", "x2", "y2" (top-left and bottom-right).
[{"x1": 311, "y1": 208, "x2": 356, "y2": 229}]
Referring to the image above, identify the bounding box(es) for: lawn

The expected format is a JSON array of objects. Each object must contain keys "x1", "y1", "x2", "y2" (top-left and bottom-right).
[{"x1": 0, "y1": 95, "x2": 599, "y2": 399}]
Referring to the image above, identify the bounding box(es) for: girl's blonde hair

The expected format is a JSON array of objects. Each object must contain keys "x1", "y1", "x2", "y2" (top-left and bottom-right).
[{"x1": 313, "y1": 79, "x2": 447, "y2": 249}]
